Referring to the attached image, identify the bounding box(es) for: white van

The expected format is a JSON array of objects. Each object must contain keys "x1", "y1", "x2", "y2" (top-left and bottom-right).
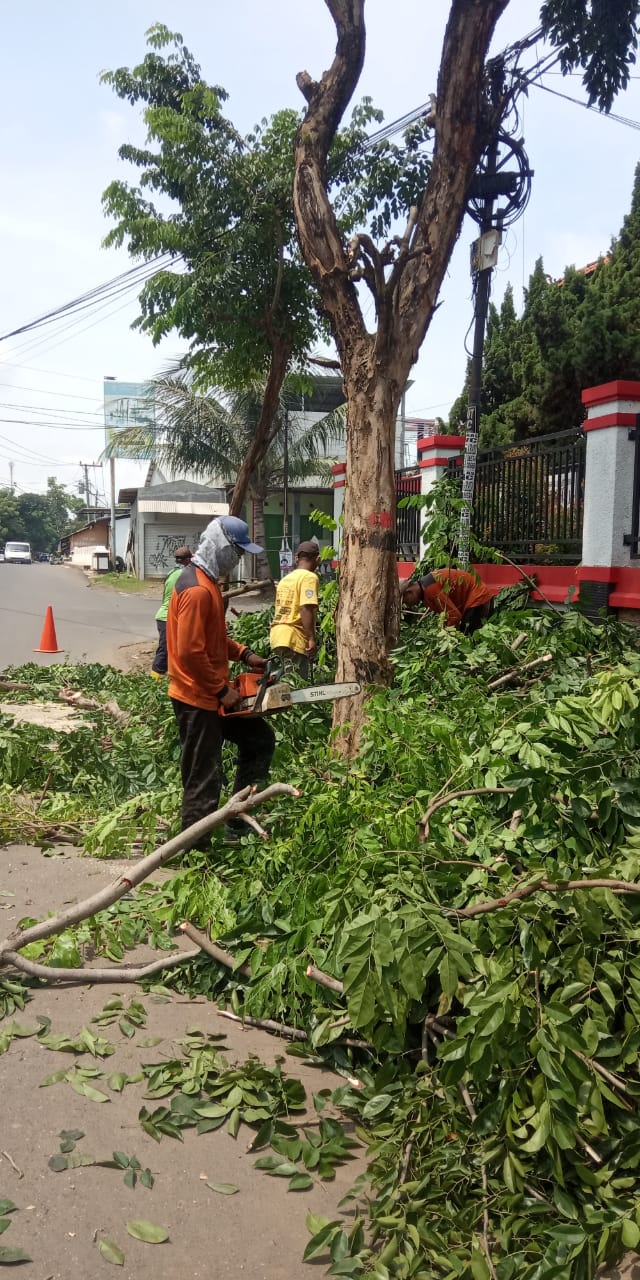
[{"x1": 4, "y1": 541, "x2": 32, "y2": 564}]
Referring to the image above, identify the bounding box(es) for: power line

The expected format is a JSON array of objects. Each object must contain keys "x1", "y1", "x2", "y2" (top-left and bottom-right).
[
  {"x1": 534, "y1": 78, "x2": 640, "y2": 131},
  {"x1": 0, "y1": 378, "x2": 103, "y2": 404},
  {"x1": 0, "y1": 254, "x2": 177, "y2": 345}
]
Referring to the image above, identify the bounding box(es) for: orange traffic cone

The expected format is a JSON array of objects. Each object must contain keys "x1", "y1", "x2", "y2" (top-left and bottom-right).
[{"x1": 34, "y1": 605, "x2": 64, "y2": 654}]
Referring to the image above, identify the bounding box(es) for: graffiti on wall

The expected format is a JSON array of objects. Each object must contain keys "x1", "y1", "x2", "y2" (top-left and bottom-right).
[{"x1": 147, "y1": 533, "x2": 201, "y2": 572}]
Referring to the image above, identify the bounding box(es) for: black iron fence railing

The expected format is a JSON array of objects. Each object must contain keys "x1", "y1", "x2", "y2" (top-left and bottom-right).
[
  {"x1": 395, "y1": 468, "x2": 421, "y2": 560},
  {"x1": 623, "y1": 416, "x2": 640, "y2": 561},
  {"x1": 448, "y1": 429, "x2": 586, "y2": 563}
]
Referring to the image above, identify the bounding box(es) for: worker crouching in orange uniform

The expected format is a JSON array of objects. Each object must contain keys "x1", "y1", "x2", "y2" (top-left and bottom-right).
[{"x1": 401, "y1": 569, "x2": 494, "y2": 633}]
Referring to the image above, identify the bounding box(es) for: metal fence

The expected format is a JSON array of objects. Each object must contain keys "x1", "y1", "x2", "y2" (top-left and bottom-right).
[
  {"x1": 395, "y1": 468, "x2": 421, "y2": 560},
  {"x1": 448, "y1": 429, "x2": 586, "y2": 563}
]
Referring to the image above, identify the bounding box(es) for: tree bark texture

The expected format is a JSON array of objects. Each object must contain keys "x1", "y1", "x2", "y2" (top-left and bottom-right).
[{"x1": 293, "y1": 0, "x2": 510, "y2": 755}]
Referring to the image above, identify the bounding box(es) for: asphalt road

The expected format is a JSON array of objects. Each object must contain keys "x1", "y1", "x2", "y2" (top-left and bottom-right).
[{"x1": 0, "y1": 564, "x2": 157, "y2": 670}]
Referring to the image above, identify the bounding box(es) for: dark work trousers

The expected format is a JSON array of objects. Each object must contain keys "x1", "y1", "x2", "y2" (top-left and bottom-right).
[
  {"x1": 272, "y1": 645, "x2": 312, "y2": 681},
  {"x1": 461, "y1": 599, "x2": 494, "y2": 635},
  {"x1": 152, "y1": 621, "x2": 168, "y2": 675},
  {"x1": 171, "y1": 698, "x2": 276, "y2": 841}
]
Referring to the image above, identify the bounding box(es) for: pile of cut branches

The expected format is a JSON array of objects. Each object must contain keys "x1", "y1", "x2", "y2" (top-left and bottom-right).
[{"x1": 2, "y1": 604, "x2": 640, "y2": 1277}]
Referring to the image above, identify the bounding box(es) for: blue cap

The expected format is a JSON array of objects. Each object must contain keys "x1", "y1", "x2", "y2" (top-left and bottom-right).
[{"x1": 218, "y1": 514, "x2": 263, "y2": 555}]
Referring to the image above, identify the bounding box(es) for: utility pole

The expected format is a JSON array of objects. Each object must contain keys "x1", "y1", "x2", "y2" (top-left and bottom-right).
[
  {"x1": 104, "y1": 376, "x2": 118, "y2": 569},
  {"x1": 279, "y1": 404, "x2": 293, "y2": 577},
  {"x1": 8, "y1": 460, "x2": 14, "y2": 493},
  {"x1": 79, "y1": 461, "x2": 101, "y2": 513},
  {"x1": 458, "y1": 130, "x2": 533, "y2": 568},
  {"x1": 458, "y1": 137, "x2": 500, "y2": 569}
]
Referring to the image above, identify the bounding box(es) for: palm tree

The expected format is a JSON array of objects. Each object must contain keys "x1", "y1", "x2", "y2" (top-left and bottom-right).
[{"x1": 104, "y1": 366, "x2": 345, "y2": 579}]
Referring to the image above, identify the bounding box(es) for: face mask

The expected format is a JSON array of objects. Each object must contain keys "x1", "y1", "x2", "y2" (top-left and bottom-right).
[{"x1": 192, "y1": 521, "x2": 242, "y2": 581}]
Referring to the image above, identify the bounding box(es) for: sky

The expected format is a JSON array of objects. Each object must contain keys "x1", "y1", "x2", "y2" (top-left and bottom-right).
[{"x1": 1, "y1": 0, "x2": 640, "y2": 500}]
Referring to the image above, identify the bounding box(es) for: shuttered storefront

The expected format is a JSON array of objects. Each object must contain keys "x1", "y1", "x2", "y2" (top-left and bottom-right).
[{"x1": 143, "y1": 524, "x2": 202, "y2": 578}]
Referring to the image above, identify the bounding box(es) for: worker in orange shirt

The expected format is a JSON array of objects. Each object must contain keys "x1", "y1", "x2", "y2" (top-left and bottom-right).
[
  {"x1": 401, "y1": 568, "x2": 493, "y2": 633},
  {"x1": 167, "y1": 515, "x2": 275, "y2": 849}
]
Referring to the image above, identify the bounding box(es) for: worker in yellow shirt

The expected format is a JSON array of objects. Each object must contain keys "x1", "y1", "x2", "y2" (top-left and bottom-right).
[{"x1": 270, "y1": 541, "x2": 320, "y2": 678}]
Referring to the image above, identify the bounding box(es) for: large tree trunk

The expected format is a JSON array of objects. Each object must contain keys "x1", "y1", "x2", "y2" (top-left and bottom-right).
[
  {"x1": 292, "y1": 0, "x2": 510, "y2": 756},
  {"x1": 332, "y1": 374, "x2": 401, "y2": 754}
]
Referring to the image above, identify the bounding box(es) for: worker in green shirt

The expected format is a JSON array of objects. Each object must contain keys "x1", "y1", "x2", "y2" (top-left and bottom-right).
[{"x1": 151, "y1": 546, "x2": 192, "y2": 676}]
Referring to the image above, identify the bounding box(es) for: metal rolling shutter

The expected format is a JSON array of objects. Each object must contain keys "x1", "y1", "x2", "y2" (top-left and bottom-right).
[{"x1": 143, "y1": 524, "x2": 202, "y2": 578}]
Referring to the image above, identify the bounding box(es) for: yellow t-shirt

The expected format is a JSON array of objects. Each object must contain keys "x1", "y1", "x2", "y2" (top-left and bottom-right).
[{"x1": 270, "y1": 568, "x2": 319, "y2": 655}]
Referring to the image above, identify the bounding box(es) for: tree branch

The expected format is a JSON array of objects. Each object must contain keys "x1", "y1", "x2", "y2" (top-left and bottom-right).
[
  {"x1": 2, "y1": 948, "x2": 200, "y2": 985},
  {"x1": 178, "y1": 922, "x2": 253, "y2": 979},
  {"x1": 306, "y1": 963, "x2": 344, "y2": 994},
  {"x1": 229, "y1": 339, "x2": 291, "y2": 515},
  {"x1": 486, "y1": 653, "x2": 552, "y2": 691},
  {"x1": 452, "y1": 878, "x2": 640, "y2": 920},
  {"x1": 293, "y1": 0, "x2": 369, "y2": 361},
  {"x1": 0, "y1": 783, "x2": 298, "y2": 964},
  {"x1": 419, "y1": 787, "x2": 519, "y2": 842}
]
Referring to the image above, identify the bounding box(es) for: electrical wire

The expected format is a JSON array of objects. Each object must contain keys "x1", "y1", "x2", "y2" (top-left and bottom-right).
[{"x1": 0, "y1": 254, "x2": 178, "y2": 345}]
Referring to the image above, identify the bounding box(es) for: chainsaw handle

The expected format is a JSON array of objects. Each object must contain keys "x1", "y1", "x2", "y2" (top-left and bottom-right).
[{"x1": 252, "y1": 656, "x2": 283, "y2": 713}]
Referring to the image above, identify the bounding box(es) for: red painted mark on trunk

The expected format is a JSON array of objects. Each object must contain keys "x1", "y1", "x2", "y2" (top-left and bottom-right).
[{"x1": 367, "y1": 511, "x2": 392, "y2": 529}]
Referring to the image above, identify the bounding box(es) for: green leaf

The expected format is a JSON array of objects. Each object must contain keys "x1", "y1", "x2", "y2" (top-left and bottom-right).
[
  {"x1": 206, "y1": 1183, "x2": 239, "y2": 1195},
  {"x1": 470, "y1": 1248, "x2": 490, "y2": 1280},
  {"x1": 438, "y1": 953, "x2": 458, "y2": 998},
  {"x1": 0, "y1": 1246, "x2": 31, "y2": 1264},
  {"x1": 303, "y1": 1220, "x2": 341, "y2": 1262},
  {"x1": 140, "y1": 1168, "x2": 154, "y2": 1189},
  {"x1": 123, "y1": 1169, "x2": 136, "y2": 1189},
  {"x1": 0, "y1": 1224, "x2": 10, "y2": 1238},
  {"x1": 288, "y1": 1173, "x2": 313, "y2": 1191},
  {"x1": 112, "y1": 1152, "x2": 129, "y2": 1169},
  {"x1": 98, "y1": 1239, "x2": 125, "y2": 1266},
  {"x1": 48, "y1": 1155, "x2": 69, "y2": 1172},
  {"x1": 621, "y1": 1218, "x2": 640, "y2": 1249},
  {"x1": 125, "y1": 1220, "x2": 169, "y2": 1244}
]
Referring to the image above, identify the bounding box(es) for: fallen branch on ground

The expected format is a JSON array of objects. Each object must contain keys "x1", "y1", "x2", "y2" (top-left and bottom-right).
[
  {"x1": 0, "y1": 782, "x2": 299, "y2": 970},
  {"x1": 451, "y1": 877, "x2": 640, "y2": 920},
  {"x1": 0, "y1": 679, "x2": 128, "y2": 725},
  {"x1": 179, "y1": 923, "x2": 253, "y2": 979},
  {"x1": 306, "y1": 963, "x2": 344, "y2": 994},
  {"x1": 2, "y1": 948, "x2": 200, "y2": 985},
  {"x1": 419, "y1": 787, "x2": 519, "y2": 842},
  {"x1": 487, "y1": 653, "x2": 553, "y2": 692}
]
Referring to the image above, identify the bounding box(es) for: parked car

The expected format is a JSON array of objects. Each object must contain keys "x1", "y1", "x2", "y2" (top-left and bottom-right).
[
  {"x1": 4, "y1": 541, "x2": 32, "y2": 564},
  {"x1": 36, "y1": 552, "x2": 49, "y2": 563}
]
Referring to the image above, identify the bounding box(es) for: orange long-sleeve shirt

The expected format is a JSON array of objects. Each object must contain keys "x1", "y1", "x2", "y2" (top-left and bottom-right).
[
  {"x1": 419, "y1": 569, "x2": 492, "y2": 627},
  {"x1": 167, "y1": 564, "x2": 249, "y2": 710}
]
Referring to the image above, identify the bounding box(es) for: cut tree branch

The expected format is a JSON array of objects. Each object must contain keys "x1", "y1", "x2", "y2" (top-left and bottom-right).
[
  {"x1": 0, "y1": 681, "x2": 128, "y2": 725},
  {"x1": 419, "y1": 787, "x2": 519, "y2": 841},
  {"x1": 452, "y1": 878, "x2": 640, "y2": 920},
  {"x1": 487, "y1": 654, "x2": 552, "y2": 691},
  {"x1": 2, "y1": 948, "x2": 200, "y2": 985},
  {"x1": 178, "y1": 922, "x2": 253, "y2": 980},
  {"x1": 0, "y1": 782, "x2": 298, "y2": 966},
  {"x1": 306, "y1": 963, "x2": 344, "y2": 994}
]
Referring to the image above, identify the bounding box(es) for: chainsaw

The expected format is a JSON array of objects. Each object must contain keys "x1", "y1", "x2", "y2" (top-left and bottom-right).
[{"x1": 220, "y1": 658, "x2": 360, "y2": 718}]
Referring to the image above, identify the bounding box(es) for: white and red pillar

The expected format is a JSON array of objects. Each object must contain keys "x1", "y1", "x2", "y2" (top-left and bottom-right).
[{"x1": 579, "y1": 380, "x2": 640, "y2": 618}]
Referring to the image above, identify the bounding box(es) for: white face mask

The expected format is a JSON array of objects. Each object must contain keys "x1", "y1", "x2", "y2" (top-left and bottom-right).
[{"x1": 192, "y1": 521, "x2": 242, "y2": 581}]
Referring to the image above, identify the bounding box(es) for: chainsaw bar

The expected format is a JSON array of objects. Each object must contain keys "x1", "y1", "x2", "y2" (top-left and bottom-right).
[{"x1": 288, "y1": 682, "x2": 361, "y2": 704}]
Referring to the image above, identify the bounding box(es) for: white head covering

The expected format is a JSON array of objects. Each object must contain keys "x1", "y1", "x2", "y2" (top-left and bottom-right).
[{"x1": 192, "y1": 518, "x2": 240, "y2": 582}]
